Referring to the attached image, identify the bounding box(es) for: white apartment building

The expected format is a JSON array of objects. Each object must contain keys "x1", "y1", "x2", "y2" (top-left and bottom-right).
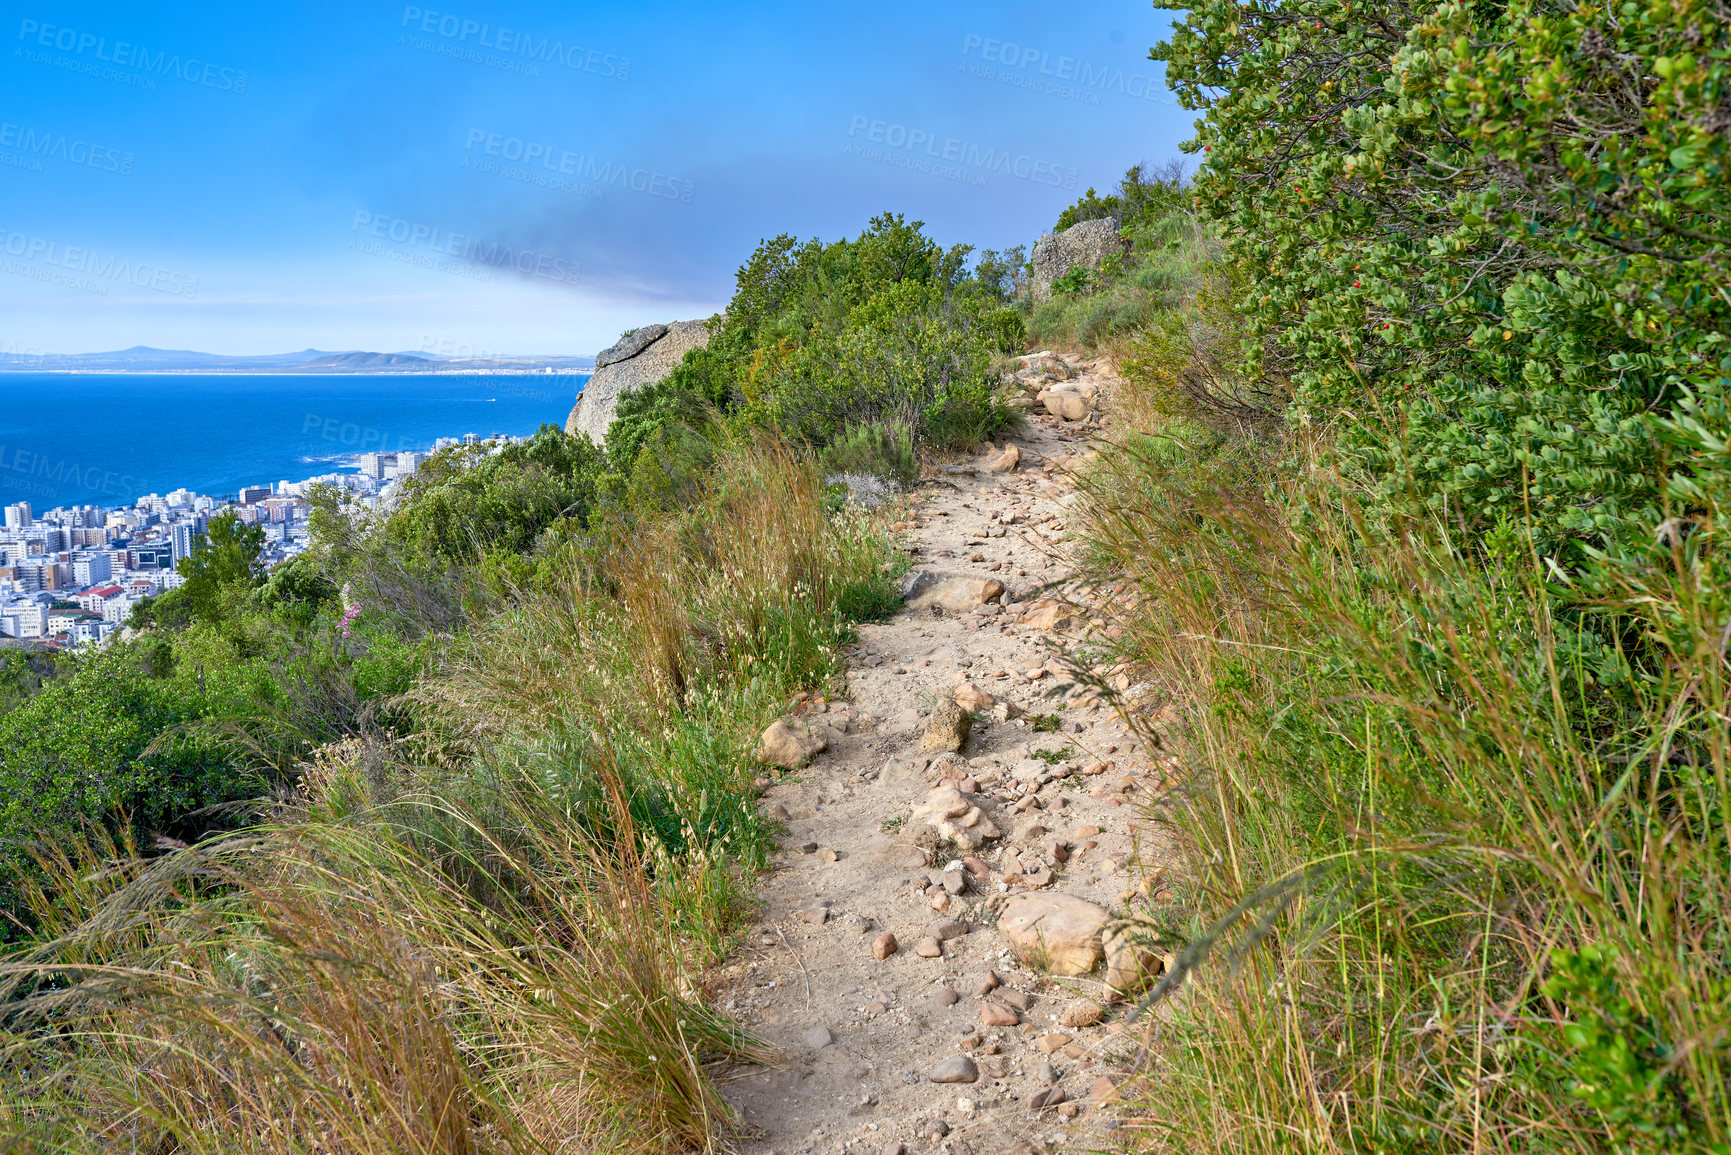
[
  {"x1": 100, "y1": 594, "x2": 138, "y2": 625},
  {"x1": 72, "y1": 552, "x2": 114, "y2": 587},
  {"x1": 2, "y1": 601, "x2": 48, "y2": 638},
  {"x1": 70, "y1": 619, "x2": 118, "y2": 648},
  {"x1": 78, "y1": 585, "x2": 124, "y2": 614}
]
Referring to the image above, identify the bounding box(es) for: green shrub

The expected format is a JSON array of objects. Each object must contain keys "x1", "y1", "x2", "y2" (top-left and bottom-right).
[
  {"x1": 1083, "y1": 402, "x2": 1730, "y2": 1152},
  {"x1": 604, "y1": 213, "x2": 1022, "y2": 462},
  {"x1": 0, "y1": 646, "x2": 257, "y2": 928},
  {"x1": 1154, "y1": 0, "x2": 1730, "y2": 568},
  {"x1": 818, "y1": 422, "x2": 918, "y2": 487},
  {"x1": 1053, "y1": 160, "x2": 1190, "y2": 232}
]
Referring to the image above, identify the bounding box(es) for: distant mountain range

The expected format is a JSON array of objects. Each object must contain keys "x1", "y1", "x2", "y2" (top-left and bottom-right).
[{"x1": 0, "y1": 345, "x2": 595, "y2": 373}]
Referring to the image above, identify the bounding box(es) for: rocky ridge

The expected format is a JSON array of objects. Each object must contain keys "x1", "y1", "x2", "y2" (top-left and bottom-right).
[
  {"x1": 713, "y1": 353, "x2": 1180, "y2": 1155},
  {"x1": 564, "y1": 318, "x2": 711, "y2": 443}
]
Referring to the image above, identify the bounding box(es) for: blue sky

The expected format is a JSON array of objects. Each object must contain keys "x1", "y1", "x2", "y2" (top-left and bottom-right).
[{"x1": 1, "y1": 1, "x2": 1194, "y2": 356}]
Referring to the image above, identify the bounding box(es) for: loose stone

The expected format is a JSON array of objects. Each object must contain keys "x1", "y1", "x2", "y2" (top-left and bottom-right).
[
  {"x1": 1060, "y1": 1002, "x2": 1105, "y2": 1028},
  {"x1": 928, "y1": 1056, "x2": 980, "y2": 1084}
]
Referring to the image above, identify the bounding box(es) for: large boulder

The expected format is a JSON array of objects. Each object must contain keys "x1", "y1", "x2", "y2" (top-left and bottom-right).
[
  {"x1": 757, "y1": 716, "x2": 834, "y2": 769},
  {"x1": 564, "y1": 319, "x2": 711, "y2": 444},
  {"x1": 903, "y1": 573, "x2": 1006, "y2": 614},
  {"x1": 595, "y1": 324, "x2": 668, "y2": 367},
  {"x1": 1029, "y1": 219, "x2": 1126, "y2": 305},
  {"x1": 997, "y1": 893, "x2": 1111, "y2": 975}
]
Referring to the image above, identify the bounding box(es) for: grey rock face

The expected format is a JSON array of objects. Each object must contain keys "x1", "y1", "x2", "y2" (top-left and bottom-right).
[
  {"x1": 595, "y1": 324, "x2": 669, "y2": 368},
  {"x1": 1029, "y1": 218, "x2": 1125, "y2": 304},
  {"x1": 564, "y1": 318, "x2": 711, "y2": 444}
]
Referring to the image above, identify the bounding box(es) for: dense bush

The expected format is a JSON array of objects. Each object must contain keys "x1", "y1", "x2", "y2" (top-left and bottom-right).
[
  {"x1": 0, "y1": 646, "x2": 261, "y2": 924},
  {"x1": 1154, "y1": 0, "x2": 1730, "y2": 566},
  {"x1": 606, "y1": 213, "x2": 1024, "y2": 474},
  {"x1": 374, "y1": 423, "x2": 606, "y2": 564},
  {"x1": 1, "y1": 436, "x2": 897, "y2": 1150},
  {"x1": 1052, "y1": 159, "x2": 1190, "y2": 232}
]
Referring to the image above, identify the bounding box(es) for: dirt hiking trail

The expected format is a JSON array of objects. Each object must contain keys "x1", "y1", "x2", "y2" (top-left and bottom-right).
[{"x1": 714, "y1": 354, "x2": 1179, "y2": 1155}]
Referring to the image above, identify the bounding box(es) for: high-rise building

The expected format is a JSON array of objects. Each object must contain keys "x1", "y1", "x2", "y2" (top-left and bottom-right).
[
  {"x1": 238, "y1": 485, "x2": 272, "y2": 505},
  {"x1": 357, "y1": 453, "x2": 387, "y2": 480},
  {"x1": 4, "y1": 503, "x2": 31, "y2": 529},
  {"x1": 72, "y1": 553, "x2": 113, "y2": 588},
  {"x1": 170, "y1": 522, "x2": 197, "y2": 566}
]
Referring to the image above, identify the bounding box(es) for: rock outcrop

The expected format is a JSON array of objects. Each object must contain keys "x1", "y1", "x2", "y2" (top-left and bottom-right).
[
  {"x1": 1029, "y1": 219, "x2": 1126, "y2": 304},
  {"x1": 564, "y1": 318, "x2": 711, "y2": 444}
]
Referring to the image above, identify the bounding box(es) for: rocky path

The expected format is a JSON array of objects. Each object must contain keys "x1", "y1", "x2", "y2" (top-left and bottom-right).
[{"x1": 713, "y1": 354, "x2": 1179, "y2": 1155}]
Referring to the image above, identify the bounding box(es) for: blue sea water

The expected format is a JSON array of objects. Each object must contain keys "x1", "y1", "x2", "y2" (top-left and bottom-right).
[{"x1": 0, "y1": 372, "x2": 587, "y2": 508}]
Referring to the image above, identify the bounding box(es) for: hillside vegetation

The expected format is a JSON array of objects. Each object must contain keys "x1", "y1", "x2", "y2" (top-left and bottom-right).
[
  {"x1": 0, "y1": 217, "x2": 1008, "y2": 1150},
  {"x1": 2, "y1": 3, "x2": 1726, "y2": 1150},
  {"x1": 1029, "y1": 2, "x2": 1728, "y2": 1151}
]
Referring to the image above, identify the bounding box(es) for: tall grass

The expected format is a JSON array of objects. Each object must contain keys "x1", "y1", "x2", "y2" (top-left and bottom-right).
[
  {"x1": 1077, "y1": 254, "x2": 1730, "y2": 1151},
  {"x1": 2, "y1": 778, "x2": 767, "y2": 1154},
  {"x1": 1, "y1": 437, "x2": 896, "y2": 1152}
]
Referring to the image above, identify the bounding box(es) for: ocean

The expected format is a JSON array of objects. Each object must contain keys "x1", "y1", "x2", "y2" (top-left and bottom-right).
[{"x1": 0, "y1": 372, "x2": 587, "y2": 509}]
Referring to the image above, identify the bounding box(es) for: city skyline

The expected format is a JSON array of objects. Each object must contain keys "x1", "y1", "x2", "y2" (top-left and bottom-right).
[{"x1": 0, "y1": 431, "x2": 504, "y2": 647}]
